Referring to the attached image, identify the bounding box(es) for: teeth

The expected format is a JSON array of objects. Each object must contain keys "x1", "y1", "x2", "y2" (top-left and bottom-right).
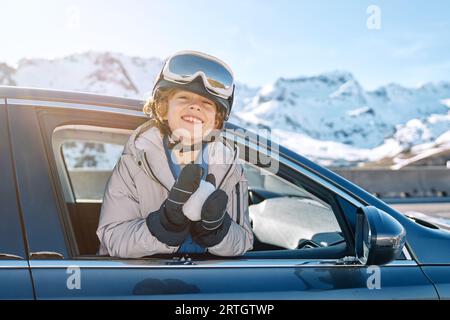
[{"x1": 183, "y1": 115, "x2": 203, "y2": 124}]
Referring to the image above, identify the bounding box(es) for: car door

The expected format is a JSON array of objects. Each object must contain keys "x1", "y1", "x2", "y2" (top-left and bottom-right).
[
  {"x1": 7, "y1": 92, "x2": 439, "y2": 299},
  {"x1": 0, "y1": 101, "x2": 34, "y2": 299}
]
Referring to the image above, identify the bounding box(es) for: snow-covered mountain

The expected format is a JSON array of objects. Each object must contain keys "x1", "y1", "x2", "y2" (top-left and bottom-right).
[
  {"x1": 6, "y1": 51, "x2": 163, "y2": 98},
  {"x1": 234, "y1": 71, "x2": 450, "y2": 166},
  {"x1": 1, "y1": 51, "x2": 449, "y2": 167}
]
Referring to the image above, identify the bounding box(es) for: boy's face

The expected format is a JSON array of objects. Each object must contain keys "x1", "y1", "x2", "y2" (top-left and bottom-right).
[{"x1": 165, "y1": 90, "x2": 218, "y2": 145}]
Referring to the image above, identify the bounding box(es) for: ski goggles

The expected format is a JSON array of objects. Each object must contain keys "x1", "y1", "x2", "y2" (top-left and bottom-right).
[{"x1": 159, "y1": 51, "x2": 235, "y2": 100}]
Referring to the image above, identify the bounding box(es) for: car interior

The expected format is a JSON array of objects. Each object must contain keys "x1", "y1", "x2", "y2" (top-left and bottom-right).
[{"x1": 51, "y1": 124, "x2": 354, "y2": 260}]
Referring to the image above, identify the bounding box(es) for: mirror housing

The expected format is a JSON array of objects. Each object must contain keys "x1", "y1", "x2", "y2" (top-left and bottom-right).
[{"x1": 355, "y1": 206, "x2": 406, "y2": 265}]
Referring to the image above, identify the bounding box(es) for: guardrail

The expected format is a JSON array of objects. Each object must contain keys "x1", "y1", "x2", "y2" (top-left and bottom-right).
[{"x1": 332, "y1": 167, "x2": 450, "y2": 199}]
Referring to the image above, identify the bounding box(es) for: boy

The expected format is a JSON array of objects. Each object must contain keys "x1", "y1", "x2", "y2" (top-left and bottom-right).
[{"x1": 97, "y1": 51, "x2": 253, "y2": 258}]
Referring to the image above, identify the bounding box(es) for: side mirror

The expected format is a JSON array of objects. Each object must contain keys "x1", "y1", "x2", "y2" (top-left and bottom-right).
[{"x1": 355, "y1": 206, "x2": 406, "y2": 265}]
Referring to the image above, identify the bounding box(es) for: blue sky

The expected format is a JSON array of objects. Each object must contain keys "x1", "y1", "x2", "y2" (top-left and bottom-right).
[{"x1": 1, "y1": 0, "x2": 449, "y2": 89}]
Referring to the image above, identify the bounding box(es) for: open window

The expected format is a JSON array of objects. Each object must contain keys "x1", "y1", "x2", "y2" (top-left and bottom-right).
[
  {"x1": 50, "y1": 123, "x2": 354, "y2": 260},
  {"x1": 239, "y1": 155, "x2": 353, "y2": 259},
  {"x1": 245, "y1": 162, "x2": 345, "y2": 250},
  {"x1": 52, "y1": 125, "x2": 132, "y2": 255}
]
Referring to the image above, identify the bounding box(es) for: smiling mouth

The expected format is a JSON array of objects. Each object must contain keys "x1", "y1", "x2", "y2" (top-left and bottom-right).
[{"x1": 181, "y1": 115, "x2": 204, "y2": 124}]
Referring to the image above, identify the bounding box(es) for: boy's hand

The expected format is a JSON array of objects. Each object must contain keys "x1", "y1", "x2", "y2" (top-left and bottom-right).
[
  {"x1": 200, "y1": 188, "x2": 228, "y2": 230},
  {"x1": 199, "y1": 174, "x2": 228, "y2": 230},
  {"x1": 191, "y1": 174, "x2": 232, "y2": 247},
  {"x1": 163, "y1": 164, "x2": 202, "y2": 228},
  {"x1": 146, "y1": 164, "x2": 202, "y2": 247}
]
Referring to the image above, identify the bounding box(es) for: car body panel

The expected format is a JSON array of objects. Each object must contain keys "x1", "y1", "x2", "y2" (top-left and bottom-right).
[
  {"x1": 0, "y1": 102, "x2": 28, "y2": 258},
  {"x1": 0, "y1": 261, "x2": 34, "y2": 300},
  {"x1": 29, "y1": 260, "x2": 437, "y2": 300},
  {"x1": 421, "y1": 266, "x2": 450, "y2": 299},
  {"x1": 0, "y1": 102, "x2": 35, "y2": 300},
  {"x1": 6, "y1": 104, "x2": 71, "y2": 258}
]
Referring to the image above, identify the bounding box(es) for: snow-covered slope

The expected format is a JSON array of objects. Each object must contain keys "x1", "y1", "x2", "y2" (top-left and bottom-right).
[
  {"x1": 1, "y1": 51, "x2": 449, "y2": 167},
  {"x1": 9, "y1": 51, "x2": 163, "y2": 98},
  {"x1": 236, "y1": 71, "x2": 450, "y2": 165}
]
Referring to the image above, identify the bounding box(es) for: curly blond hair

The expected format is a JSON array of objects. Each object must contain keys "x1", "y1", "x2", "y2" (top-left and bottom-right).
[{"x1": 142, "y1": 88, "x2": 226, "y2": 135}]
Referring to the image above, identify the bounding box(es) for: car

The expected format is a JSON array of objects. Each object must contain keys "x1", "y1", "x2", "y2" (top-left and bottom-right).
[{"x1": 1, "y1": 85, "x2": 449, "y2": 300}]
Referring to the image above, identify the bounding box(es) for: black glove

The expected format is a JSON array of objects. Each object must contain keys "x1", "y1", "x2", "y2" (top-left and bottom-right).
[
  {"x1": 163, "y1": 163, "x2": 203, "y2": 228},
  {"x1": 191, "y1": 174, "x2": 232, "y2": 247},
  {"x1": 146, "y1": 164, "x2": 202, "y2": 246}
]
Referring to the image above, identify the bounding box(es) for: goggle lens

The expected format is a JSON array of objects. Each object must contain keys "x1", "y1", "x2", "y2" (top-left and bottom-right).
[{"x1": 167, "y1": 54, "x2": 234, "y2": 91}]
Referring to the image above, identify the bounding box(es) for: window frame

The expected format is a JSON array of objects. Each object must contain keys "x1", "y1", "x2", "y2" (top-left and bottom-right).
[
  {"x1": 37, "y1": 104, "x2": 410, "y2": 262},
  {"x1": 52, "y1": 124, "x2": 133, "y2": 203},
  {"x1": 56, "y1": 125, "x2": 355, "y2": 258}
]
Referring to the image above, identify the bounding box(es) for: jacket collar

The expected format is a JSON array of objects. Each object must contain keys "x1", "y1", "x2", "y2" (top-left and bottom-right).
[{"x1": 123, "y1": 120, "x2": 239, "y2": 190}]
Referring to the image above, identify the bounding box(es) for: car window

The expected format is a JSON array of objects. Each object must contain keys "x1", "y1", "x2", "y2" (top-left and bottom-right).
[
  {"x1": 53, "y1": 125, "x2": 131, "y2": 203},
  {"x1": 52, "y1": 125, "x2": 131, "y2": 255},
  {"x1": 51, "y1": 123, "x2": 346, "y2": 257},
  {"x1": 61, "y1": 140, "x2": 124, "y2": 201},
  {"x1": 244, "y1": 162, "x2": 344, "y2": 250}
]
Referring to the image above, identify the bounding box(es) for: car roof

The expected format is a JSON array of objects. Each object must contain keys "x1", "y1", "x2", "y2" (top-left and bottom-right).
[{"x1": 0, "y1": 85, "x2": 144, "y2": 111}]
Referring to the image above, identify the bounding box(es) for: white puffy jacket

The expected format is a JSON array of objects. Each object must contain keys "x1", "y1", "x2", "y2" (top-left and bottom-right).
[{"x1": 97, "y1": 120, "x2": 253, "y2": 258}]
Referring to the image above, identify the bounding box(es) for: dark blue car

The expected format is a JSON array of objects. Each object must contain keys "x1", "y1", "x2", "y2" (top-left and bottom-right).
[{"x1": 1, "y1": 86, "x2": 449, "y2": 300}]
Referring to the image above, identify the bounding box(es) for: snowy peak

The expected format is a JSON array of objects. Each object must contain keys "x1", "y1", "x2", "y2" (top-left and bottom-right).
[
  {"x1": 368, "y1": 82, "x2": 450, "y2": 105},
  {"x1": 9, "y1": 51, "x2": 163, "y2": 98},
  {"x1": 239, "y1": 71, "x2": 382, "y2": 148},
  {"x1": 86, "y1": 52, "x2": 140, "y2": 94},
  {"x1": 329, "y1": 79, "x2": 366, "y2": 103},
  {"x1": 278, "y1": 70, "x2": 355, "y2": 88},
  {"x1": 270, "y1": 71, "x2": 359, "y2": 100}
]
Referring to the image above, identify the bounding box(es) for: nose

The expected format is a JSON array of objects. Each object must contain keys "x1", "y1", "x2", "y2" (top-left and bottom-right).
[{"x1": 189, "y1": 103, "x2": 201, "y2": 112}]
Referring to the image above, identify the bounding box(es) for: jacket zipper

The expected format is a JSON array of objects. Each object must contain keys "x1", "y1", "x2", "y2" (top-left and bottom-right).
[{"x1": 235, "y1": 183, "x2": 241, "y2": 225}]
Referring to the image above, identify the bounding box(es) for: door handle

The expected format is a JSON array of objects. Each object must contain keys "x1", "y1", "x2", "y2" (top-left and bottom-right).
[
  {"x1": 29, "y1": 251, "x2": 64, "y2": 260},
  {"x1": 0, "y1": 253, "x2": 24, "y2": 260}
]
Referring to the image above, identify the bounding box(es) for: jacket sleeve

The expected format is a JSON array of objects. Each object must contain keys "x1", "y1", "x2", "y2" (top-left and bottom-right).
[
  {"x1": 96, "y1": 155, "x2": 181, "y2": 258},
  {"x1": 201, "y1": 169, "x2": 254, "y2": 256}
]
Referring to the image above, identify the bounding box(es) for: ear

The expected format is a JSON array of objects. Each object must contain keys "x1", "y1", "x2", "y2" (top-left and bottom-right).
[
  {"x1": 214, "y1": 117, "x2": 221, "y2": 130},
  {"x1": 214, "y1": 107, "x2": 225, "y2": 129},
  {"x1": 160, "y1": 95, "x2": 173, "y2": 121}
]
